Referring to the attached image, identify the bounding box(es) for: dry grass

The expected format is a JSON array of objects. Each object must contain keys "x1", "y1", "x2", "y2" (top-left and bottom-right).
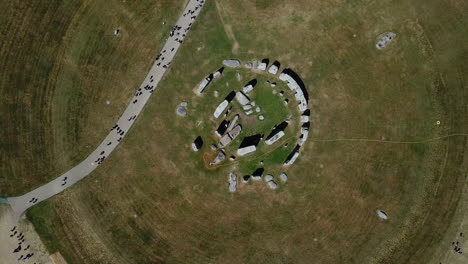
[{"x1": 2, "y1": 0, "x2": 467, "y2": 263}]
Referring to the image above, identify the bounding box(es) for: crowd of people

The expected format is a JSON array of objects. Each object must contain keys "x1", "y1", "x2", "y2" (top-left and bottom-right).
[{"x1": 9, "y1": 226, "x2": 37, "y2": 263}]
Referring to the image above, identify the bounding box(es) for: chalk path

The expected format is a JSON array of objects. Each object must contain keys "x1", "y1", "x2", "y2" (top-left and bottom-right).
[{"x1": 5, "y1": 0, "x2": 206, "y2": 222}]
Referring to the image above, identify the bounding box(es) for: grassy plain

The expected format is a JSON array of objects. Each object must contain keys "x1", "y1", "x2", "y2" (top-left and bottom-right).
[{"x1": 0, "y1": 0, "x2": 466, "y2": 263}]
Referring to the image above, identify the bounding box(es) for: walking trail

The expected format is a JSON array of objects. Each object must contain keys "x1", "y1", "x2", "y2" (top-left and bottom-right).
[{"x1": 2, "y1": 0, "x2": 206, "y2": 223}]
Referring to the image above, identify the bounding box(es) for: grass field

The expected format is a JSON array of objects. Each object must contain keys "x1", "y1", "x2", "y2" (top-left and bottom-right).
[{"x1": 1, "y1": 0, "x2": 467, "y2": 263}]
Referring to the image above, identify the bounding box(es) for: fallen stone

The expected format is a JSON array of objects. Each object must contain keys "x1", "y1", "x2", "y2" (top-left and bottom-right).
[
  {"x1": 228, "y1": 172, "x2": 237, "y2": 192},
  {"x1": 377, "y1": 210, "x2": 388, "y2": 220},
  {"x1": 223, "y1": 59, "x2": 241, "y2": 68},
  {"x1": 264, "y1": 174, "x2": 273, "y2": 182},
  {"x1": 376, "y1": 32, "x2": 396, "y2": 50},
  {"x1": 237, "y1": 145, "x2": 256, "y2": 156},
  {"x1": 209, "y1": 149, "x2": 226, "y2": 166}
]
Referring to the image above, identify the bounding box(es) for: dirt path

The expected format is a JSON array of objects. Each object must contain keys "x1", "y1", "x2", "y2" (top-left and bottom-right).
[
  {"x1": 215, "y1": 1, "x2": 240, "y2": 54},
  {"x1": 0, "y1": 205, "x2": 55, "y2": 264}
]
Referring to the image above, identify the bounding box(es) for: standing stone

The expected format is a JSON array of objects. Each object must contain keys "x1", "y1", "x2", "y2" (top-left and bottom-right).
[{"x1": 279, "y1": 172, "x2": 288, "y2": 182}]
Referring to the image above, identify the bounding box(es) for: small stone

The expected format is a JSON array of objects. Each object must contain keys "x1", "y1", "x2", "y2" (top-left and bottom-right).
[
  {"x1": 284, "y1": 99, "x2": 289, "y2": 105},
  {"x1": 106, "y1": 100, "x2": 110, "y2": 105},
  {"x1": 258, "y1": 115, "x2": 265, "y2": 121},
  {"x1": 377, "y1": 210, "x2": 388, "y2": 220},
  {"x1": 353, "y1": 33, "x2": 357, "y2": 38},
  {"x1": 214, "y1": 90, "x2": 219, "y2": 97},
  {"x1": 271, "y1": 82, "x2": 277, "y2": 87},
  {"x1": 242, "y1": 175, "x2": 250, "y2": 183},
  {"x1": 210, "y1": 144, "x2": 217, "y2": 150},
  {"x1": 279, "y1": 91, "x2": 284, "y2": 96},
  {"x1": 229, "y1": 155, "x2": 236, "y2": 161},
  {"x1": 114, "y1": 29, "x2": 120, "y2": 35},
  {"x1": 223, "y1": 59, "x2": 241, "y2": 68},
  {"x1": 255, "y1": 106, "x2": 261, "y2": 113},
  {"x1": 236, "y1": 72, "x2": 242, "y2": 81},
  {"x1": 267, "y1": 180, "x2": 278, "y2": 190},
  {"x1": 251, "y1": 101, "x2": 256, "y2": 107},
  {"x1": 279, "y1": 173, "x2": 288, "y2": 182},
  {"x1": 272, "y1": 90, "x2": 277, "y2": 94},
  {"x1": 264, "y1": 174, "x2": 273, "y2": 182},
  {"x1": 244, "y1": 62, "x2": 253, "y2": 69}
]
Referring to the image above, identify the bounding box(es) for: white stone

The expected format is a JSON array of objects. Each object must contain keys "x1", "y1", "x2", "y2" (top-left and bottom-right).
[
  {"x1": 243, "y1": 84, "x2": 254, "y2": 93},
  {"x1": 264, "y1": 174, "x2": 273, "y2": 182},
  {"x1": 279, "y1": 173, "x2": 288, "y2": 182},
  {"x1": 235, "y1": 91, "x2": 250, "y2": 106},
  {"x1": 377, "y1": 210, "x2": 388, "y2": 220},
  {"x1": 237, "y1": 145, "x2": 256, "y2": 156},
  {"x1": 228, "y1": 125, "x2": 242, "y2": 139},
  {"x1": 214, "y1": 90, "x2": 219, "y2": 97},
  {"x1": 214, "y1": 100, "x2": 229, "y2": 118},
  {"x1": 228, "y1": 172, "x2": 237, "y2": 192},
  {"x1": 106, "y1": 100, "x2": 110, "y2": 105},
  {"x1": 243, "y1": 104, "x2": 252, "y2": 111},
  {"x1": 298, "y1": 130, "x2": 309, "y2": 146},
  {"x1": 197, "y1": 78, "x2": 211, "y2": 94},
  {"x1": 284, "y1": 151, "x2": 299, "y2": 166},
  {"x1": 272, "y1": 90, "x2": 277, "y2": 94},
  {"x1": 268, "y1": 64, "x2": 279, "y2": 75},
  {"x1": 267, "y1": 180, "x2": 278, "y2": 190},
  {"x1": 258, "y1": 62, "x2": 267, "y2": 71},
  {"x1": 300, "y1": 115, "x2": 310, "y2": 123},
  {"x1": 213, "y1": 71, "x2": 222, "y2": 79},
  {"x1": 259, "y1": 115, "x2": 265, "y2": 121},
  {"x1": 255, "y1": 106, "x2": 261, "y2": 113},
  {"x1": 265, "y1": 131, "x2": 285, "y2": 145},
  {"x1": 219, "y1": 134, "x2": 233, "y2": 148},
  {"x1": 376, "y1": 32, "x2": 396, "y2": 50},
  {"x1": 251, "y1": 175, "x2": 262, "y2": 181},
  {"x1": 209, "y1": 150, "x2": 226, "y2": 166},
  {"x1": 223, "y1": 59, "x2": 241, "y2": 68},
  {"x1": 271, "y1": 82, "x2": 277, "y2": 87},
  {"x1": 245, "y1": 110, "x2": 253, "y2": 115},
  {"x1": 226, "y1": 115, "x2": 239, "y2": 132}
]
